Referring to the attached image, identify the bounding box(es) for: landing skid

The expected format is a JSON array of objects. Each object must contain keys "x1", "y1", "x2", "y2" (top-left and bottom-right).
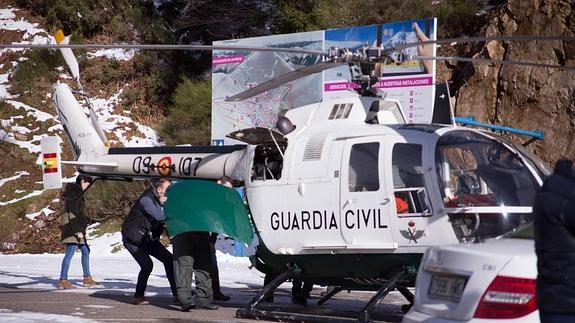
[
  {"x1": 236, "y1": 266, "x2": 296, "y2": 317},
  {"x1": 317, "y1": 286, "x2": 343, "y2": 306},
  {"x1": 238, "y1": 309, "x2": 354, "y2": 323},
  {"x1": 236, "y1": 267, "x2": 415, "y2": 322},
  {"x1": 359, "y1": 269, "x2": 414, "y2": 322}
]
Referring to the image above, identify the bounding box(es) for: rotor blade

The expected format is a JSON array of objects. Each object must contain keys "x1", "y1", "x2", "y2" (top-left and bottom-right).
[
  {"x1": 0, "y1": 43, "x2": 324, "y2": 55},
  {"x1": 54, "y1": 30, "x2": 80, "y2": 82},
  {"x1": 3, "y1": 35, "x2": 573, "y2": 55},
  {"x1": 225, "y1": 61, "x2": 344, "y2": 102},
  {"x1": 382, "y1": 35, "x2": 575, "y2": 56},
  {"x1": 412, "y1": 55, "x2": 575, "y2": 71}
]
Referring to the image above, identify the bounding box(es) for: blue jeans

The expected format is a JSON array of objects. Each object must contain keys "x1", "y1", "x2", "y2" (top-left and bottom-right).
[
  {"x1": 59, "y1": 243, "x2": 90, "y2": 280},
  {"x1": 540, "y1": 312, "x2": 575, "y2": 323}
]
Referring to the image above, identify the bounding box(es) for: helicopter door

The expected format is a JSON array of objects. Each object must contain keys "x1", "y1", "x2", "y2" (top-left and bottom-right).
[{"x1": 339, "y1": 138, "x2": 395, "y2": 248}]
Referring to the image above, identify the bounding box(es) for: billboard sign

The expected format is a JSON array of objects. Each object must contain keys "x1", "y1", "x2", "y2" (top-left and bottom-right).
[{"x1": 212, "y1": 18, "x2": 437, "y2": 144}]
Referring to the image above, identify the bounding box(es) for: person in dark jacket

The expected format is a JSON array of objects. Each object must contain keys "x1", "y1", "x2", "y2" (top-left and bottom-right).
[
  {"x1": 534, "y1": 159, "x2": 575, "y2": 323},
  {"x1": 173, "y1": 231, "x2": 219, "y2": 311},
  {"x1": 207, "y1": 176, "x2": 234, "y2": 302},
  {"x1": 58, "y1": 174, "x2": 100, "y2": 289},
  {"x1": 122, "y1": 178, "x2": 177, "y2": 305}
]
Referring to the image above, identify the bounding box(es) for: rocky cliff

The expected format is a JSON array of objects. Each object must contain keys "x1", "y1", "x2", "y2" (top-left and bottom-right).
[{"x1": 452, "y1": 0, "x2": 575, "y2": 164}]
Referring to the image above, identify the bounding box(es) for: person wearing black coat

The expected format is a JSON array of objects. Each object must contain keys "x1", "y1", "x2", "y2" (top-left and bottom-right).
[
  {"x1": 122, "y1": 179, "x2": 177, "y2": 305},
  {"x1": 534, "y1": 159, "x2": 575, "y2": 323},
  {"x1": 173, "y1": 231, "x2": 219, "y2": 311}
]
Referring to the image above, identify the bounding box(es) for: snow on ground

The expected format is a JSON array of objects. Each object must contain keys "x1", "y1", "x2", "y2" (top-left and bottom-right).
[
  {"x1": 0, "y1": 7, "x2": 50, "y2": 55},
  {"x1": 0, "y1": 6, "x2": 159, "y2": 209},
  {"x1": 0, "y1": 171, "x2": 29, "y2": 189},
  {"x1": 24, "y1": 206, "x2": 55, "y2": 220},
  {"x1": 87, "y1": 49, "x2": 136, "y2": 61},
  {"x1": 88, "y1": 89, "x2": 160, "y2": 147},
  {"x1": 0, "y1": 189, "x2": 44, "y2": 207},
  {"x1": 0, "y1": 309, "x2": 97, "y2": 323},
  {"x1": 0, "y1": 223, "x2": 264, "y2": 288},
  {"x1": 0, "y1": 249, "x2": 262, "y2": 293},
  {"x1": 0, "y1": 226, "x2": 265, "y2": 296}
]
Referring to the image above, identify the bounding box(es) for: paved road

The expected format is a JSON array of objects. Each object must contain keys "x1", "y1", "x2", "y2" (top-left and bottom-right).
[{"x1": 0, "y1": 285, "x2": 407, "y2": 322}]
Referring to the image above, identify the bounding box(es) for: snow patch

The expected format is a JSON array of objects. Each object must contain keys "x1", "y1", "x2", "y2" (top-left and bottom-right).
[
  {"x1": 0, "y1": 8, "x2": 51, "y2": 55},
  {"x1": 8, "y1": 100, "x2": 57, "y2": 122},
  {"x1": 87, "y1": 48, "x2": 136, "y2": 61},
  {"x1": 0, "y1": 189, "x2": 45, "y2": 207},
  {"x1": 0, "y1": 171, "x2": 29, "y2": 189},
  {"x1": 0, "y1": 8, "x2": 16, "y2": 20},
  {"x1": 25, "y1": 206, "x2": 55, "y2": 220},
  {"x1": 89, "y1": 89, "x2": 160, "y2": 146},
  {"x1": 0, "y1": 309, "x2": 97, "y2": 323}
]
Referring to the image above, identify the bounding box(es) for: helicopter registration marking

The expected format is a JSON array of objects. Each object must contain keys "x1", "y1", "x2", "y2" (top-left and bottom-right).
[
  {"x1": 177, "y1": 157, "x2": 202, "y2": 176},
  {"x1": 271, "y1": 209, "x2": 388, "y2": 231},
  {"x1": 131, "y1": 156, "x2": 202, "y2": 176},
  {"x1": 132, "y1": 156, "x2": 154, "y2": 174}
]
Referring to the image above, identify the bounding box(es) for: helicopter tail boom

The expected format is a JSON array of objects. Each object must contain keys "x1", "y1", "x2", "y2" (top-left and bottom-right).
[
  {"x1": 49, "y1": 83, "x2": 250, "y2": 181},
  {"x1": 52, "y1": 82, "x2": 108, "y2": 160},
  {"x1": 45, "y1": 35, "x2": 252, "y2": 188}
]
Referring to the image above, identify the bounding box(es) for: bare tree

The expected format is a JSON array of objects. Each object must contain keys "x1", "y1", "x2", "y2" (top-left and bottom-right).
[{"x1": 168, "y1": 0, "x2": 270, "y2": 41}]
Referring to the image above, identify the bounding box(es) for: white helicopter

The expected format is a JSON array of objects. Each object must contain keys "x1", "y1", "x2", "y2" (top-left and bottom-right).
[{"x1": 13, "y1": 31, "x2": 572, "y2": 321}]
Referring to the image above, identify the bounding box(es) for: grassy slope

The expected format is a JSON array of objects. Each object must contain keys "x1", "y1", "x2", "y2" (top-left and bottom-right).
[{"x1": 0, "y1": 4, "x2": 162, "y2": 253}]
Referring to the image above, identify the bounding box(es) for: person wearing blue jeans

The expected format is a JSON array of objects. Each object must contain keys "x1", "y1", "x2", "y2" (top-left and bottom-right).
[
  {"x1": 58, "y1": 175, "x2": 100, "y2": 289},
  {"x1": 60, "y1": 243, "x2": 91, "y2": 282}
]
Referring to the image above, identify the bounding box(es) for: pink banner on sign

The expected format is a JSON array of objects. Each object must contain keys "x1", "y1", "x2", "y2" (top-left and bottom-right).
[
  {"x1": 212, "y1": 55, "x2": 244, "y2": 66},
  {"x1": 324, "y1": 82, "x2": 361, "y2": 92},
  {"x1": 374, "y1": 76, "x2": 433, "y2": 88}
]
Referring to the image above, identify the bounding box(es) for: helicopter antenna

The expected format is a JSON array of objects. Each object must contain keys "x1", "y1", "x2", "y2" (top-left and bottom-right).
[{"x1": 445, "y1": 80, "x2": 456, "y2": 127}]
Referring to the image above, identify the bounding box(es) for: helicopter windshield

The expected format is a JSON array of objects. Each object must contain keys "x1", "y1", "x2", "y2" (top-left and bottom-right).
[{"x1": 435, "y1": 131, "x2": 541, "y2": 242}]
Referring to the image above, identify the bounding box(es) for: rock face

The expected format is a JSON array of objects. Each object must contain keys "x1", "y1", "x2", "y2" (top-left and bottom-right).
[{"x1": 453, "y1": 0, "x2": 575, "y2": 165}]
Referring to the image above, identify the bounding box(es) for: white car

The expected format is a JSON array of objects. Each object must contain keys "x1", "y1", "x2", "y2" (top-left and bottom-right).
[{"x1": 403, "y1": 225, "x2": 538, "y2": 322}]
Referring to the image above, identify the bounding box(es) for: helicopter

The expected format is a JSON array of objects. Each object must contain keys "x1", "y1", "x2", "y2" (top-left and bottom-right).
[{"x1": 12, "y1": 28, "x2": 573, "y2": 322}]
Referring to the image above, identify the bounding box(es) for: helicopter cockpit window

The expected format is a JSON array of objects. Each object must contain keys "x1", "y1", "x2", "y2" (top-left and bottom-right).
[
  {"x1": 348, "y1": 142, "x2": 379, "y2": 192},
  {"x1": 435, "y1": 131, "x2": 539, "y2": 207},
  {"x1": 392, "y1": 143, "x2": 431, "y2": 216},
  {"x1": 435, "y1": 131, "x2": 540, "y2": 242}
]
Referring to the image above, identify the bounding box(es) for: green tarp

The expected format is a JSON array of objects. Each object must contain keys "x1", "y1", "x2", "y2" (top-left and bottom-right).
[{"x1": 164, "y1": 180, "x2": 254, "y2": 244}]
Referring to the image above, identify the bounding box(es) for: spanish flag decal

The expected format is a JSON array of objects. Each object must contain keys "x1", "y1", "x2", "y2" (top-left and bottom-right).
[{"x1": 43, "y1": 153, "x2": 58, "y2": 174}]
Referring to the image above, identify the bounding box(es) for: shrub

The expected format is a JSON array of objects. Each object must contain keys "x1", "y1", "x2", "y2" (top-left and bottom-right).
[
  {"x1": 11, "y1": 49, "x2": 63, "y2": 94},
  {"x1": 84, "y1": 180, "x2": 146, "y2": 222},
  {"x1": 159, "y1": 77, "x2": 212, "y2": 145}
]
